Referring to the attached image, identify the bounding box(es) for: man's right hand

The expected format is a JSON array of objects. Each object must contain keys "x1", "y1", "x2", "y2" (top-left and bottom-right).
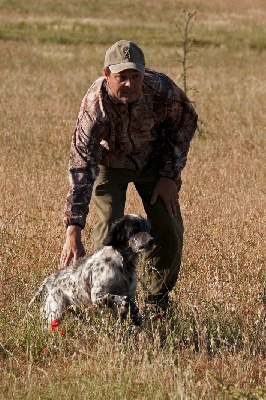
[{"x1": 60, "y1": 225, "x2": 85, "y2": 268}]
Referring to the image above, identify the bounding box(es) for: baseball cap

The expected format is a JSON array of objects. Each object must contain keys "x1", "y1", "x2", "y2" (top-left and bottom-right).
[{"x1": 104, "y1": 40, "x2": 145, "y2": 74}]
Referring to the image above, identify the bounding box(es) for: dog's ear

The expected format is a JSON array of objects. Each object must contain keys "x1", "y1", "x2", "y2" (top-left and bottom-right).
[{"x1": 103, "y1": 218, "x2": 128, "y2": 248}]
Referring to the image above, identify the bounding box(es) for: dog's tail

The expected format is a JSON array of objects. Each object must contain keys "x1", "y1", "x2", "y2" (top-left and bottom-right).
[{"x1": 28, "y1": 284, "x2": 45, "y2": 308}]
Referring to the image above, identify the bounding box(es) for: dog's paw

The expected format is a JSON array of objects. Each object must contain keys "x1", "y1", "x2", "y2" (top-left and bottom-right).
[
  {"x1": 131, "y1": 312, "x2": 142, "y2": 326},
  {"x1": 121, "y1": 298, "x2": 130, "y2": 308},
  {"x1": 120, "y1": 299, "x2": 130, "y2": 321}
]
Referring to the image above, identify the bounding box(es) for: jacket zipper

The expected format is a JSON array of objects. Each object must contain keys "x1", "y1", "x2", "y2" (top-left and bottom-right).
[{"x1": 126, "y1": 104, "x2": 139, "y2": 169}]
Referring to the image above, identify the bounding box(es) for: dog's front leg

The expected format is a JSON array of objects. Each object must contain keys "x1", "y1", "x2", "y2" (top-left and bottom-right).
[
  {"x1": 94, "y1": 294, "x2": 131, "y2": 322},
  {"x1": 95, "y1": 294, "x2": 130, "y2": 319},
  {"x1": 128, "y1": 299, "x2": 142, "y2": 326},
  {"x1": 95, "y1": 294, "x2": 142, "y2": 326}
]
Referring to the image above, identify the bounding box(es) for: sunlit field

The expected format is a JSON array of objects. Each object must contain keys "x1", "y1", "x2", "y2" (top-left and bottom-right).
[{"x1": 0, "y1": 0, "x2": 266, "y2": 398}]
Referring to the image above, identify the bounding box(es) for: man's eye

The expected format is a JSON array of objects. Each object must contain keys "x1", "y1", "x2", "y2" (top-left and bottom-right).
[
  {"x1": 115, "y1": 75, "x2": 126, "y2": 82},
  {"x1": 115, "y1": 74, "x2": 141, "y2": 83}
]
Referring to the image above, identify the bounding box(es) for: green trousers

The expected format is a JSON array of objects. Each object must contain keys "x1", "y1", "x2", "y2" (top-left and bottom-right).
[{"x1": 91, "y1": 159, "x2": 184, "y2": 305}]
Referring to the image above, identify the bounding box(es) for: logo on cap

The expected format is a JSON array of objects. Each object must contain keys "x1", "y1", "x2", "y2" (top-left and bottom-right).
[{"x1": 123, "y1": 47, "x2": 130, "y2": 60}]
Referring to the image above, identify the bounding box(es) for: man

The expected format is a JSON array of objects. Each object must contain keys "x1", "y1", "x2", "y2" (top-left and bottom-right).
[{"x1": 60, "y1": 40, "x2": 198, "y2": 313}]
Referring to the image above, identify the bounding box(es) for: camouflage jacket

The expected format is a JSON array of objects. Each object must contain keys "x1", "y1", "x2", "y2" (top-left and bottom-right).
[{"x1": 64, "y1": 68, "x2": 198, "y2": 228}]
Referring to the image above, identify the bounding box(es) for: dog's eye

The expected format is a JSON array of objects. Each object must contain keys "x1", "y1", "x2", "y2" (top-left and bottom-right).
[{"x1": 132, "y1": 222, "x2": 140, "y2": 232}]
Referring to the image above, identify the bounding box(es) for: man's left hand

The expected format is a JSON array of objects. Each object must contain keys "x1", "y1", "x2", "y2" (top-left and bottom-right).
[{"x1": 150, "y1": 177, "x2": 179, "y2": 218}]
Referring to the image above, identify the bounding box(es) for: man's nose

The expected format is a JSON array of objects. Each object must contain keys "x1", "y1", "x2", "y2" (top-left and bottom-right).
[{"x1": 124, "y1": 78, "x2": 134, "y2": 87}]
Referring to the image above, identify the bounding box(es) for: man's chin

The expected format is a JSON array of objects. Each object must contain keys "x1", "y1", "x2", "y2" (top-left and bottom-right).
[{"x1": 121, "y1": 94, "x2": 137, "y2": 103}]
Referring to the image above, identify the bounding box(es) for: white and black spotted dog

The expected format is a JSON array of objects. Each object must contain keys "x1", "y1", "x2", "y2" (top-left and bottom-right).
[{"x1": 29, "y1": 214, "x2": 154, "y2": 329}]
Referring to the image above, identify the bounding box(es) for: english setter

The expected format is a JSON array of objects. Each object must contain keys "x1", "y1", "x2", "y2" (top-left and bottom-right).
[{"x1": 29, "y1": 214, "x2": 154, "y2": 329}]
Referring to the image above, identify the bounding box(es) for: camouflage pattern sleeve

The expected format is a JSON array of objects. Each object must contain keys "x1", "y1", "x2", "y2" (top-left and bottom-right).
[
  {"x1": 63, "y1": 80, "x2": 107, "y2": 228},
  {"x1": 159, "y1": 86, "x2": 198, "y2": 180}
]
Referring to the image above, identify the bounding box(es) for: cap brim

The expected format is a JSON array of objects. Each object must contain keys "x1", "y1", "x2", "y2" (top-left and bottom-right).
[{"x1": 108, "y1": 62, "x2": 145, "y2": 74}]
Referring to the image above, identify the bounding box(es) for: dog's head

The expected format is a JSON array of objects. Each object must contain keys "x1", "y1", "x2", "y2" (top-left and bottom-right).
[{"x1": 103, "y1": 214, "x2": 155, "y2": 254}]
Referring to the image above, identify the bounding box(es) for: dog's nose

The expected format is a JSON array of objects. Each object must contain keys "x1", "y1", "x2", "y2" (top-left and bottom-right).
[{"x1": 148, "y1": 238, "x2": 155, "y2": 247}]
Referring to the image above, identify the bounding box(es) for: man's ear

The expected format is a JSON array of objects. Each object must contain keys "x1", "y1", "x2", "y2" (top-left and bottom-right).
[{"x1": 103, "y1": 68, "x2": 109, "y2": 78}]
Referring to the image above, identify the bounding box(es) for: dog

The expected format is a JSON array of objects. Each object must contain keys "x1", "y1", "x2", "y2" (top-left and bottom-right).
[{"x1": 29, "y1": 214, "x2": 154, "y2": 329}]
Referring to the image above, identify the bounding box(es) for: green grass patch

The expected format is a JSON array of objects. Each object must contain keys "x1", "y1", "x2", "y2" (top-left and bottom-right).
[{"x1": 1, "y1": 19, "x2": 265, "y2": 51}]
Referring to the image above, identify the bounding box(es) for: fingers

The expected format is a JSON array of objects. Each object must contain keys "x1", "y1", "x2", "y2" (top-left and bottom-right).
[
  {"x1": 170, "y1": 193, "x2": 179, "y2": 217},
  {"x1": 151, "y1": 187, "x2": 179, "y2": 218},
  {"x1": 165, "y1": 198, "x2": 178, "y2": 218},
  {"x1": 60, "y1": 226, "x2": 85, "y2": 269},
  {"x1": 60, "y1": 244, "x2": 86, "y2": 269},
  {"x1": 150, "y1": 177, "x2": 180, "y2": 218},
  {"x1": 59, "y1": 243, "x2": 74, "y2": 269},
  {"x1": 73, "y1": 250, "x2": 84, "y2": 265},
  {"x1": 150, "y1": 191, "x2": 158, "y2": 206},
  {"x1": 152, "y1": 195, "x2": 178, "y2": 218},
  {"x1": 60, "y1": 250, "x2": 73, "y2": 269}
]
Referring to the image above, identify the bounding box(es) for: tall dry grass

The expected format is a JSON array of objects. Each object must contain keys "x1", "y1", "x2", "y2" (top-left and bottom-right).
[{"x1": 0, "y1": 0, "x2": 266, "y2": 398}]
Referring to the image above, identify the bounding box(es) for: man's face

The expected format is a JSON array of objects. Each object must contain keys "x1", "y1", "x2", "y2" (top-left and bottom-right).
[{"x1": 104, "y1": 68, "x2": 144, "y2": 104}]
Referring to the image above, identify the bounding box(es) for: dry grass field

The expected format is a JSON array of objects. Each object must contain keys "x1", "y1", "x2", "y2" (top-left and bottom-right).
[{"x1": 0, "y1": 0, "x2": 266, "y2": 398}]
